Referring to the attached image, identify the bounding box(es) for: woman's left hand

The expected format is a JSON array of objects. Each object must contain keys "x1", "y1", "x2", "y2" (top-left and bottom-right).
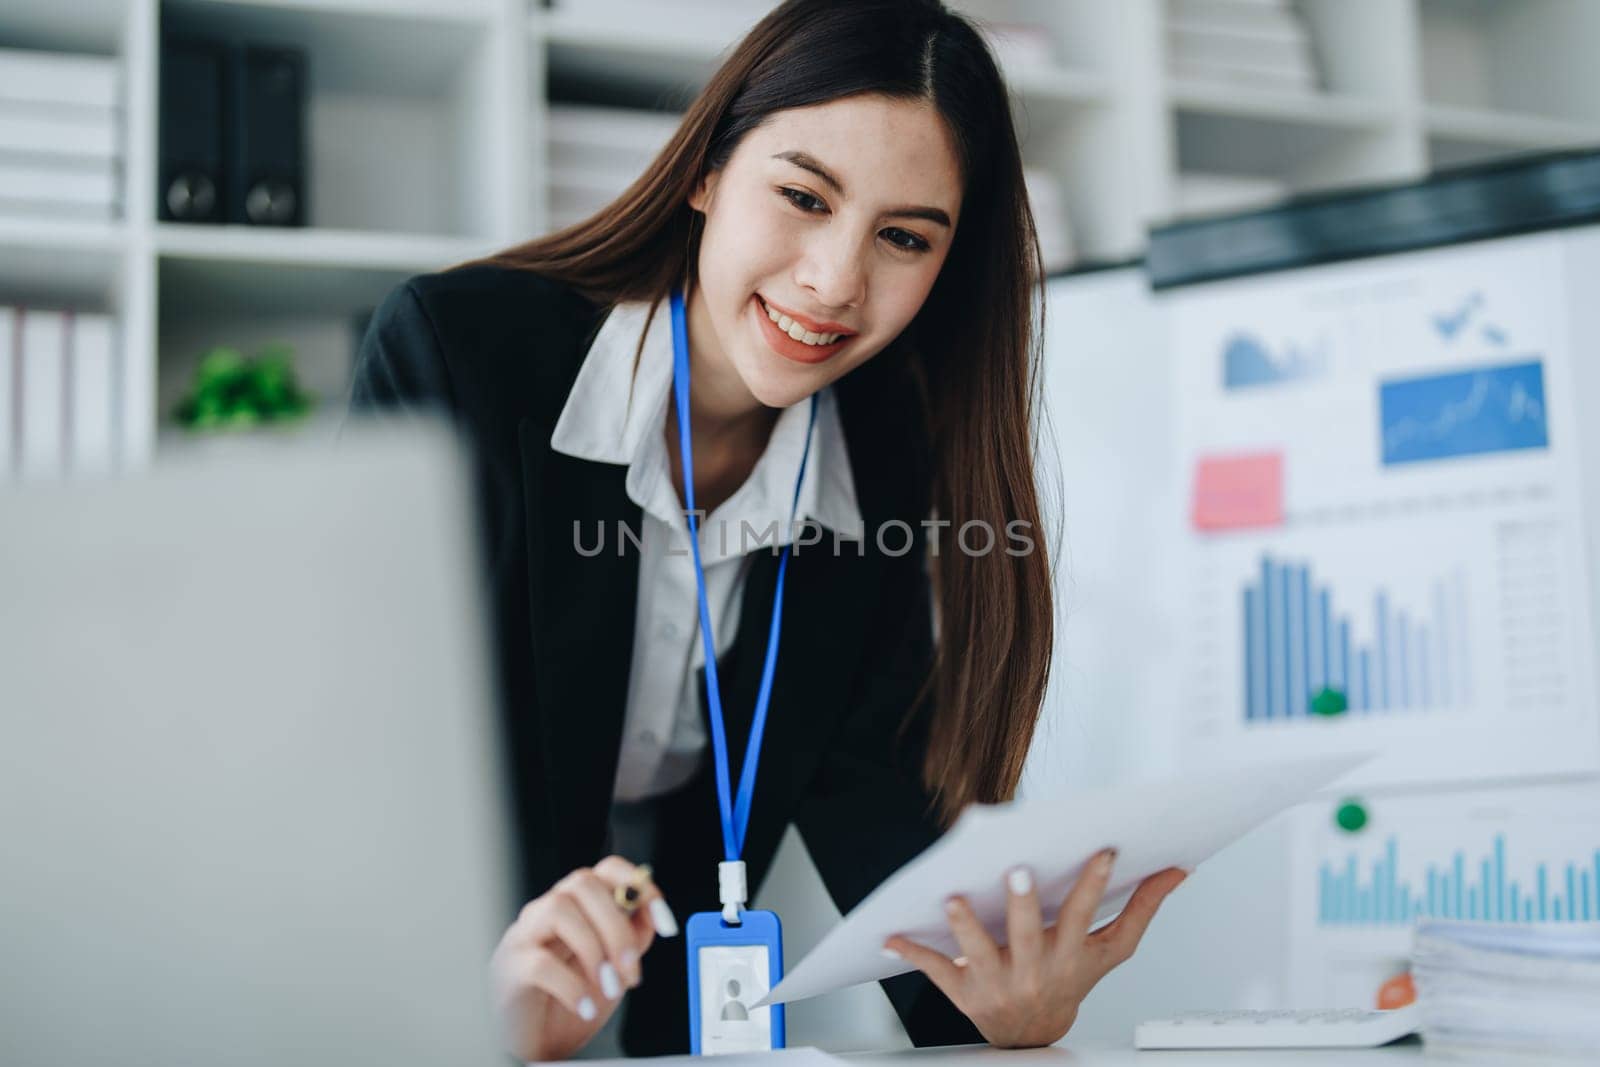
[{"x1": 883, "y1": 849, "x2": 1187, "y2": 1049}]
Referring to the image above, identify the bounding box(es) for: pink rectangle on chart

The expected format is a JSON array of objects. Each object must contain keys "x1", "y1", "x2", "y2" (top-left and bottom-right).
[{"x1": 1191, "y1": 452, "x2": 1283, "y2": 531}]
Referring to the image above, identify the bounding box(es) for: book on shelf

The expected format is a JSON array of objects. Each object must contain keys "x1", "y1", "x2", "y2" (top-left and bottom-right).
[
  {"x1": 545, "y1": 104, "x2": 682, "y2": 230},
  {"x1": 0, "y1": 103, "x2": 121, "y2": 163},
  {"x1": 0, "y1": 159, "x2": 120, "y2": 220},
  {"x1": 1164, "y1": 0, "x2": 1322, "y2": 93},
  {"x1": 3, "y1": 307, "x2": 120, "y2": 481},
  {"x1": 546, "y1": 104, "x2": 680, "y2": 176},
  {"x1": 1169, "y1": 58, "x2": 1319, "y2": 94},
  {"x1": 0, "y1": 47, "x2": 121, "y2": 112},
  {"x1": 72, "y1": 313, "x2": 118, "y2": 476},
  {"x1": 19, "y1": 309, "x2": 65, "y2": 480},
  {"x1": 1167, "y1": 23, "x2": 1314, "y2": 71},
  {"x1": 549, "y1": 0, "x2": 771, "y2": 42},
  {"x1": 0, "y1": 306, "x2": 12, "y2": 474},
  {"x1": 1167, "y1": 0, "x2": 1305, "y2": 33}
]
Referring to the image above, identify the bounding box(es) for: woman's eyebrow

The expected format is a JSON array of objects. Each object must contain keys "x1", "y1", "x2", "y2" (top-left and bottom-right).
[{"x1": 772, "y1": 149, "x2": 952, "y2": 228}]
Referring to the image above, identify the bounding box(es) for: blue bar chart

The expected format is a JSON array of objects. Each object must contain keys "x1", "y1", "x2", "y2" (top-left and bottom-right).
[
  {"x1": 1242, "y1": 555, "x2": 1471, "y2": 721},
  {"x1": 1318, "y1": 835, "x2": 1600, "y2": 926}
]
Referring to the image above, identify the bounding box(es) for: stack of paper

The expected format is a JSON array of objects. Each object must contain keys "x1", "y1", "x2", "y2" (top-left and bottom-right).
[
  {"x1": 0, "y1": 306, "x2": 120, "y2": 480},
  {"x1": 0, "y1": 47, "x2": 123, "y2": 222},
  {"x1": 1412, "y1": 920, "x2": 1600, "y2": 1060},
  {"x1": 1165, "y1": 0, "x2": 1322, "y2": 95},
  {"x1": 545, "y1": 104, "x2": 683, "y2": 233}
]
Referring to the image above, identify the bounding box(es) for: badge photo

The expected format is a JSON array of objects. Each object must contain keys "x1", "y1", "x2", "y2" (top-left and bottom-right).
[{"x1": 686, "y1": 909, "x2": 786, "y2": 1053}]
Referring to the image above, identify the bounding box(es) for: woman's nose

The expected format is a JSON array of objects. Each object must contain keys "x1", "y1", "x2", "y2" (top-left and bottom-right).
[{"x1": 795, "y1": 228, "x2": 867, "y2": 311}]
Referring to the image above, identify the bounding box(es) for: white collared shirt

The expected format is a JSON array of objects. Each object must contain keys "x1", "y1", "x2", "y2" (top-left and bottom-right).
[{"x1": 550, "y1": 299, "x2": 863, "y2": 802}]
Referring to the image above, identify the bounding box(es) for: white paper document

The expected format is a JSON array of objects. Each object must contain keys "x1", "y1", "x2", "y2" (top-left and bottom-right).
[{"x1": 756, "y1": 752, "x2": 1369, "y2": 1007}]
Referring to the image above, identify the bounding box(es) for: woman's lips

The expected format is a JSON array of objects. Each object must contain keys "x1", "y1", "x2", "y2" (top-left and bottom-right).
[{"x1": 753, "y1": 295, "x2": 851, "y2": 365}]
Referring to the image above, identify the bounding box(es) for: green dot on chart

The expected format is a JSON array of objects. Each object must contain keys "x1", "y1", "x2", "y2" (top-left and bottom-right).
[
  {"x1": 1309, "y1": 687, "x2": 1349, "y2": 717},
  {"x1": 1335, "y1": 800, "x2": 1369, "y2": 834}
]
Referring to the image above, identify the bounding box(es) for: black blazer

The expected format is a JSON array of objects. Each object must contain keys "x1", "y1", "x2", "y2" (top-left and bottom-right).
[{"x1": 348, "y1": 264, "x2": 981, "y2": 1053}]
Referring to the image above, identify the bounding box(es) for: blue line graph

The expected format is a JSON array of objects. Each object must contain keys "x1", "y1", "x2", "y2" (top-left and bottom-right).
[{"x1": 1380, "y1": 360, "x2": 1548, "y2": 465}]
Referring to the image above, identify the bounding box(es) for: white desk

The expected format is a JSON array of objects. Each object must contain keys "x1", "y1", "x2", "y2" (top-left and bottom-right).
[{"x1": 842, "y1": 1039, "x2": 1425, "y2": 1067}]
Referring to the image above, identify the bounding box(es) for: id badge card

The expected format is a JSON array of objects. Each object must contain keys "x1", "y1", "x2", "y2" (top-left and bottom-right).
[{"x1": 686, "y1": 909, "x2": 785, "y2": 1054}]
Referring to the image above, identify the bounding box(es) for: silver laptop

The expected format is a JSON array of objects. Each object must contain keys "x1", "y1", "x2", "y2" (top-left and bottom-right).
[{"x1": 0, "y1": 421, "x2": 514, "y2": 1067}]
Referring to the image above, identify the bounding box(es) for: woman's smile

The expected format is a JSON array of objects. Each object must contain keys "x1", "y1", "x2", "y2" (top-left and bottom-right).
[{"x1": 751, "y1": 293, "x2": 854, "y2": 365}]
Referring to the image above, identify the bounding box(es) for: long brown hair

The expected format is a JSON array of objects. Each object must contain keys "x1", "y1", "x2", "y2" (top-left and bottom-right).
[{"x1": 473, "y1": 0, "x2": 1051, "y2": 826}]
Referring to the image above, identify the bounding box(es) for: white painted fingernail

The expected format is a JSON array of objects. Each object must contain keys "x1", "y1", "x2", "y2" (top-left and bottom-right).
[
  {"x1": 650, "y1": 898, "x2": 679, "y2": 938},
  {"x1": 577, "y1": 996, "x2": 597, "y2": 1021},
  {"x1": 881, "y1": 946, "x2": 902, "y2": 960},
  {"x1": 953, "y1": 956, "x2": 970, "y2": 968},
  {"x1": 1008, "y1": 866, "x2": 1033, "y2": 895},
  {"x1": 599, "y1": 962, "x2": 621, "y2": 1000}
]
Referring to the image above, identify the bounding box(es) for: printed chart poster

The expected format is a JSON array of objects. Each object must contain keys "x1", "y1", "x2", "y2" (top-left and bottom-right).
[
  {"x1": 1169, "y1": 231, "x2": 1600, "y2": 788},
  {"x1": 1286, "y1": 782, "x2": 1600, "y2": 1006}
]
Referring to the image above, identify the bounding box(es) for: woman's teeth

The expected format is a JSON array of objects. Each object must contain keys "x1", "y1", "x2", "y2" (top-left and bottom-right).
[{"x1": 764, "y1": 300, "x2": 842, "y2": 346}]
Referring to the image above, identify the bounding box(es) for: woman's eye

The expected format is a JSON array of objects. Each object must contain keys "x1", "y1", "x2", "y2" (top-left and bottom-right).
[
  {"x1": 780, "y1": 187, "x2": 826, "y2": 213},
  {"x1": 882, "y1": 227, "x2": 929, "y2": 253}
]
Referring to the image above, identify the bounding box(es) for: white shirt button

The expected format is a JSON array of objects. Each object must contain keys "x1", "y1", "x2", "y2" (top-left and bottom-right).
[
  {"x1": 637, "y1": 730, "x2": 659, "y2": 748},
  {"x1": 659, "y1": 622, "x2": 678, "y2": 640}
]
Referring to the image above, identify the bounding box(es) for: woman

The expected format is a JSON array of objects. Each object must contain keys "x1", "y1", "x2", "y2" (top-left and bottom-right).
[{"x1": 350, "y1": 0, "x2": 1185, "y2": 1058}]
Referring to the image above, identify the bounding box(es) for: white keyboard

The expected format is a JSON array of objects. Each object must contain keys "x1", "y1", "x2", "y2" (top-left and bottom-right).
[{"x1": 1135, "y1": 1005, "x2": 1421, "y2": 1049}]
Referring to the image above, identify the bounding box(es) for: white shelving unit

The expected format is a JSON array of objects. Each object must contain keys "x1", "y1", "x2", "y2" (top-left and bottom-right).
[{"x1": 3, "y1": 0, "x2": 1598, "y2": 471}]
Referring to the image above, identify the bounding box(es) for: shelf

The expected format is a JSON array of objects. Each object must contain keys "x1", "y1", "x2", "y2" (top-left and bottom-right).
[
  {"x1": 163, "y1": 0, "x2": 487, "y2": 97},
  {"x1": 1425, "y1": 105, "x2": 1600, "y2": 151},
  {"x1": 156, "y1": 225, "x2": 490, "y2": 318},
  {"x1": 170, "y1": 0, "x2": 499, "y2": 22},
  {"x1": 1417, "y1": 0, "x2": 1600, "y2": 125},
  {"x1": 156, "y1": 223, "x2": 490, "y2": 271},
  {"x1": 535, "y1": 9, "x2": 721, "y2": 107},
  {"x1": 0, "y1": 217, "x2": 131, "y2": 307},
  {"x1": 1003, "y1": 62, "x2": 1110, "y2": 107},
  {"x1": 162, "y1": 0, "x2": 509, "y2": 238},
  {"x1": 1168, "y1": 80, "x2": 1394, "y2": 131},
  {"x1": 0, "y1": 216, "x2": 127, "y2": 254},
  {"x1": 0, "y1": 0, "x2": 130, "y2": 55},
  {"x1": 158, "y1": 256, "x2": 408, "y2": 316}
]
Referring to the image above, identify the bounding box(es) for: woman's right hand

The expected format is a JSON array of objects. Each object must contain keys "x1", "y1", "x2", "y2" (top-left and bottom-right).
[{"x1": 490, "y1": 855, "x2": 679, "y2": 1061}]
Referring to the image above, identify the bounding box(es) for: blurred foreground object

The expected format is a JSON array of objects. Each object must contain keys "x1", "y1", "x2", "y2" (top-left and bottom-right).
[
  {"x1": 0, "y1": 421, "x2": 513, "y2": 1067},
  {"x1": 1412, "y1": 920, "x2": 1600, "y2": 1058}
]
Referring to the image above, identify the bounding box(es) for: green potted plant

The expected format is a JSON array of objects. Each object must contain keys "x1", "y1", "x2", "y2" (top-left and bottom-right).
[{"x1": 173, "y1": 342, "x2": 315, "y2": 431}]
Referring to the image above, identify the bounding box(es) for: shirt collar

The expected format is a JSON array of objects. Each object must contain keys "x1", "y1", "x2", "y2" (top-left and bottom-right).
[{"x1": 549, "y1": 299, "x2": 863, "y2": 548}]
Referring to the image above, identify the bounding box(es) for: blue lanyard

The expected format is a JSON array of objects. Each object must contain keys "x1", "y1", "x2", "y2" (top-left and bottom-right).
[{"x1": 670, "y1": 287, "x2": 817, "y2": 862}]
